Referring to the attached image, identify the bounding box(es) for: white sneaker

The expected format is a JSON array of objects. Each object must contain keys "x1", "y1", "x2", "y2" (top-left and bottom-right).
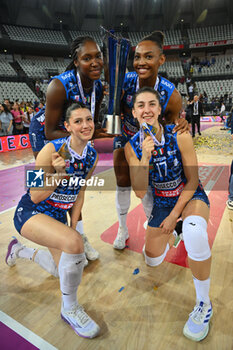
[
  {"x1": 226, "y1": 199, "x2": 233, "y2": 210},
  {"x1": 82, "y1": 234, "x2": 100, "y2": 261},
  {"x1": 61, "y1": 303, "x2": 100, "y2": 338},
  {"x1": 5, "y1": 237, "x2": 24, "y2": 267},
  {"x1": 143, "y1": 220, "x2": 148, "y2": 230},
  {"x1": 113, "y1": 227, "x2": 129, "y2": 250},
  {"x1": 183, "y1": 301, "x2": 213, "y2": 341},
  {"x1": 84, "y1": 256, "x2": 89, "y2": 267}
]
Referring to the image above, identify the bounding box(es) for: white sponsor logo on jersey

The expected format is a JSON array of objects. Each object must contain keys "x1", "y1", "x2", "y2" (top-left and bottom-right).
[
  {"x1": 161, "y1": 79, "x2": 173, "y2": 89},
  {"x1": 50, "y1": 192, "x2": 77, "y2": 202},
  {"x1": 152, "y1": 176, "x2": 182, "y2": 190}
]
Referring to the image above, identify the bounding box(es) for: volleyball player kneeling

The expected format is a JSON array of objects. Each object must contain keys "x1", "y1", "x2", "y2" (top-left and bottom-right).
[
  {"x1": 6, "y1": 103, "x2": 100, "y2": 338},
  {"x1": 125, "y1": 87, "x2": 213, "y2": 342}
]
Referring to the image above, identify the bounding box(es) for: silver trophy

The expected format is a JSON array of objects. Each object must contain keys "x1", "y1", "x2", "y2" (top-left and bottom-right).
[{"x1": 101, "y1": 27, "x2": 131, "y2": 134}]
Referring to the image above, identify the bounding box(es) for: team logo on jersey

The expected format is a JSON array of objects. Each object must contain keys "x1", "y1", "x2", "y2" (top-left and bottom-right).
[
  {"x1": 26, "y1": 168, "x2": 44, "y2": 188},
  {"x1": 74, "y1": 162, "x2": 78, "y2": 169},
  {"x1": 75, "y1": 95, "x2": 80, "y2": 102},
  {"x1": 126, "y1": 95, "x2": 133, "y2": 104},
  {"x1": 152, "y1": 150, "x2": 158, "y2": 156}
]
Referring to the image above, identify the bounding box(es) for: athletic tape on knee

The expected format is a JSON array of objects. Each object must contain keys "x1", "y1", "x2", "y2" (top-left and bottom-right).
[
  {"x1": 141, "y1": 186, "x2": 153, "y2": 219},
  {"x1": 144, "y1": 243, "x2": 169, "y2": 267},
  {"x1": 183, "y1": 216, "x2": 211, "y2": 261},
  {"x1": 34, "y1": 250, "x2": 59, "y2": 278},
  {"x1": 116, "y1": 186, "x2": 131, "y2": 213},
  {"x1": 58, "y1": 252, "x2": 85, "y2": 295}
]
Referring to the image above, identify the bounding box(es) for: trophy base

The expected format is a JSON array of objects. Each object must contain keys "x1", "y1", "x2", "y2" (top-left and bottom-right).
[{"x1": 104, "y1": 114, "x2": 121, "y2": 135}]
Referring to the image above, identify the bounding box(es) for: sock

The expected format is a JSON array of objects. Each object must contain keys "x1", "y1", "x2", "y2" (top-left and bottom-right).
[
  {"x1": 173, "y1": 220, "x2": 183, "y2": 238},
  {"x1": 59, "y1": 252, "x2": 85, "y2": 310},
  {"x1": 76, "y1": 220, "x2": 84, "y2": 235},
  {"x1": 141, "y1": 186, "x2": 153, "y2": 219},
  {"x1": 18, "y1": 246, "x2": 36, "y2": 260},
  {"x1": 193, "y1": 276, "x2": 210, "y2": 304},
  {"x1": 34, "y1": 250, "x2": 59, "y2": 277},
  {"x1": 116, "y1": 186, "x2": 131, "y2": 229}
]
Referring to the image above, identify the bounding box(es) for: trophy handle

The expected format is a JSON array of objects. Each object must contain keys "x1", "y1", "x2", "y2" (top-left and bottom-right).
[{"x1": 104, "y1": 114, "x2": 121, "y2": 135}]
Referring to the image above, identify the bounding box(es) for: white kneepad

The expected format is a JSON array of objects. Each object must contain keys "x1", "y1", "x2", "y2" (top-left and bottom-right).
[
  {"x1": 183, "y1": 216, "x2": 211, "y2": 261},
  {"x1": 143, "y1": 243, "x2": 169, "y2": 267}
]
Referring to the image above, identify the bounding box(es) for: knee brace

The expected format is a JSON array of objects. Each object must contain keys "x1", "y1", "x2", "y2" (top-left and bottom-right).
[
  {"x1": 58, "y1": 252, "x2": 85, "y2": 294},
  {"x1": 141, "y1": 186, "x2": 153, "y2": 219},
  {"x1": 143, "y1": 243, "x2": 169, "y2": 267},
  {"x1": 183, "y1": 216, "x2": 211, "y2": 261}
]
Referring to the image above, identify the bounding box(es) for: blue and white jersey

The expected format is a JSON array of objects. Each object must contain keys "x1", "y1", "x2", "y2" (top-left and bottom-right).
[
  {"x1": 129, "y1": 125, "x2": 207, "y2": 208},
  {"x1": 26, "y1": 137, "x2": 97, "y2": 223},
  {"x1": 29, "y1": 69, "x2": 103, "y2": 152},
  {"x1": 121, "y1": 72, "x2": 175, "y2": 139},
  {"x1": 51, "y1": 69, "x2": 103, "y2": 126}
]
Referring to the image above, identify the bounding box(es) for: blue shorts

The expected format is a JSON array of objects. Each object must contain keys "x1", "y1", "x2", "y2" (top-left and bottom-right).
[
  {"x1": 148, "y1": 188, "x2": 210, "y2": 228},
  {"x1": 29, "y1": 112, "x2": 48, "y2": 152},
  {"x1": 14, "y1": 193, "x2": 67, "y2": 234}
]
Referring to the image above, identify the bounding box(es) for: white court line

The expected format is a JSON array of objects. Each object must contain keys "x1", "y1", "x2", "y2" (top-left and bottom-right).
[
  {"x1": 0, "y1": 311, "x2": 57, "y2": 350},
  {"x1": 204, "y1": 166, "x2": 225, "y2": 196},
  {"x1": 0, "y1": 206, "x2": 16, "y2": 215},
  {"x1": 0, "y1": 167, "x2": 114, "y2": 216}
]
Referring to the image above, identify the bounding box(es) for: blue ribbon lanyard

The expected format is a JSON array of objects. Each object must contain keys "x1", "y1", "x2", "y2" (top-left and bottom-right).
[
  {"x1": 76, "y1": 72, "x2": 96, "y2": 119},
  {"x1": 66, "y1": 136, "x2": 88, "y2": 161},
  {"x1": 139, "y1": 122, "x2": 165, "y2": 149},
  {"x1": 136, "y1": 76, "x2": 159, "y2": 92}
]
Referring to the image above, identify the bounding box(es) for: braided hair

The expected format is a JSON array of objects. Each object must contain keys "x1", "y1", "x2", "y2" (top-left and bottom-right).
[{"x1": 66, "y1": 36, "x2": 96, "y2": 71}]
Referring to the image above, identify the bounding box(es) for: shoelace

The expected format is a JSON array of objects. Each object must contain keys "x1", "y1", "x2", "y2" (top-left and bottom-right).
[
  {"x1": 116, "y1": 231, "x2": 126, "y2": 242},
  {"x1": 190, "y1": 302, "x2": 208, "y2": 323},
  {"x1": 75, "y1": 305, "x2": 91, "y2": 326},
  {"x1": 85, "y1": 242, "x2": 97, "y2": 253}
]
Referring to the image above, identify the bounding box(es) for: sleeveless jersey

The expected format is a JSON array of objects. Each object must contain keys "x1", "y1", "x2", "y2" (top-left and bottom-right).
[
  {"x1": 122, "y1": 72, "x2": 175, "y2": 139},
  {"x1": 29, "y1": 69, "x2": 103, "y2": 152},
  {"x1": 129, "y1": 125, "x2": 206, "y2": 208},
  {"x1": 24, "y1": 137, "x2": 97, "y2": 223}
]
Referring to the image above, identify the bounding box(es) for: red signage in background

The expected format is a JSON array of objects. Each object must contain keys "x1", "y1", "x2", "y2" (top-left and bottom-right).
[
  {"x1": 189, "y1": 39, "x2": 233, "y2": 48},
  {"x1": 0, "y1": 134, "x2": 31, "y2": 152},
  {"x1": 163, "y1": 44, "x2": 184, "y2": 50},
  {"x1": 132, "y1": 44, "x2": 184, "y2": 51}
]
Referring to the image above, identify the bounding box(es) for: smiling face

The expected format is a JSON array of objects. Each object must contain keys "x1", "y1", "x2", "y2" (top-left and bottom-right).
[
  {"x1": 74, "y1": 40, "x2": 103, "y2": 83},
  {"x1": 132, "y1": 91, "x2": 161, "y2": 127},
  {"x1": 133, "y1": 40, "x2": 165, "y2": 82},
  {"x1": 65, "y1": 107, "x2": 94, "y2": 141}
]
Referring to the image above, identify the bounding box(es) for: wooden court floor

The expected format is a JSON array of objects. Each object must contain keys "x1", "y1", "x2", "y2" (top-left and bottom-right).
[{"x1": 0, "y1": 124, "x2": 233, "y2": 350}]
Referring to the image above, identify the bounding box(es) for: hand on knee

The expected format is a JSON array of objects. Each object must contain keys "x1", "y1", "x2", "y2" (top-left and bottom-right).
[{"x1": 183, "y1": 216, "x2": 211, "y2": 261}]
